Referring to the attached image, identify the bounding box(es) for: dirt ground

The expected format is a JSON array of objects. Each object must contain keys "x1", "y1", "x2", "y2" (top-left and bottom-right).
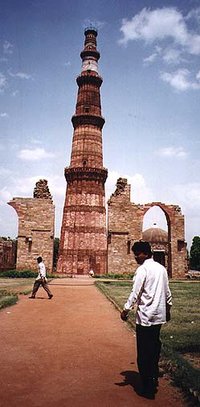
[{"x1": 0, "y1": 277, "x2": 188, "y2": 407}]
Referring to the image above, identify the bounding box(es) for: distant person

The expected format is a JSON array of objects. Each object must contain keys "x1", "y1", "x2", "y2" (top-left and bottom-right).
[
  {"x1": 29, "y1": 256, "x2": 53, "y2": 299},
  {"x1": 121, "y1": 241, "x2": 172, "y2": 399},
  {"x1": 88, "y1": 269, "x2": 94, "y2": 277}
]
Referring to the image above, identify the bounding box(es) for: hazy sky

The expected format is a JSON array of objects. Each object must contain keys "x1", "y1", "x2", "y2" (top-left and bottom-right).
[{"x1": 0, "y1": 0, "x2": 200, "y2": 248}]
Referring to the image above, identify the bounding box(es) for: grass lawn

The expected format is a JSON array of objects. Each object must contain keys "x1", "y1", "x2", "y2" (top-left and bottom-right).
[
  {"x1": 96, "y1": 280, "x2": 200, "y2": 402},
  {"x1": 0, "y1": 278, "x2": 34, "y2": 294},
  {"x1": 0, "y1": 278, "x2": 34, "y2": 310}
]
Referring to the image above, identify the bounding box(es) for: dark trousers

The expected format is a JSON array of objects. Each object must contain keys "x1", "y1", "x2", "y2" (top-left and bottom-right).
[
  {"x1": 136, "y1": 324, "x2": 161, "y2": 380},
  {"x1": 31, "y1": 279, "x2": 52, "y2": 298}
]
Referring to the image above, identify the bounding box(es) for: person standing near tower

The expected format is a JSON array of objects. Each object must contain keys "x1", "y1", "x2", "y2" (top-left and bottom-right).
[
  {"x1": 29, "y1": 256, "x2": 53, "y2": 299},
  {"x1": 121, "y1": 241, "x2": 172, "y2": 399}
]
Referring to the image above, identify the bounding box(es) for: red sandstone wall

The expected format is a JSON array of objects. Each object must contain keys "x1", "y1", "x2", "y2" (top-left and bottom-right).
[
  {"x1": 8, "y1": 197, "x2": 55, "y2": 273},
  {"x1": 0, "y1": 239, "x2": 16, "y2": 271}
]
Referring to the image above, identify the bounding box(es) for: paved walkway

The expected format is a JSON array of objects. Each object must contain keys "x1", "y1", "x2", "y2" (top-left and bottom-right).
[{"x1": 0, "y1": 277, "x2": 187, "y2": 407}]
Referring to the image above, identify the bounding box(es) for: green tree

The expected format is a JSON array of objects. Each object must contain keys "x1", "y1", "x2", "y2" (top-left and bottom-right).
[
  {"x1": 190, "y1": 236, "x2": 200, "y2": 270},
  {"x1": 53, "y1": 238, "x2": 60, "y2": 269}
]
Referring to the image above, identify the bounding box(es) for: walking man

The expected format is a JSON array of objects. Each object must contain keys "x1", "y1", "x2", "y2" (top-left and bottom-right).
[
  {"x1": 29, "y1": 256, "x2": 53, "y2": 299},
  {"x1": 121, "y1": 241, "x2": 172, "y2": 399}
]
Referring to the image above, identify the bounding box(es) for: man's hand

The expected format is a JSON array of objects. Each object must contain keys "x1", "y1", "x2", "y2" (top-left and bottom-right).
[
  {"x1": 166, "y1": 303, "x2": 171, "y2": 322},
  {"x1": 121, "y1": 310, "x2": 129, "y2": 321}
]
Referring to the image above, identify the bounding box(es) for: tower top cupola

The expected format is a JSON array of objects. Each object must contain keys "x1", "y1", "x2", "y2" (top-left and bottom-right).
[{"x1": 80, "y1": 27, "x2": 100, "y2": 74}]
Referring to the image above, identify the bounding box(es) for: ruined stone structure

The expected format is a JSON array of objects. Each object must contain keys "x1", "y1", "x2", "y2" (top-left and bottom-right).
[
  {"x1": 6, "y1": 31, "x2": 187, "y2": 279},
  {"x1": 0, "y1": 237, "x2": 16, "y2": 271},
  {"x1": 108, "y1": 178, "x2": 188, "y2": 279},
  {"x1": 8, "y1": 180, "x2": 55, "y2": 273},
  {"x1": 57, "y1": 28, "x2": 108, "y2": 275}
]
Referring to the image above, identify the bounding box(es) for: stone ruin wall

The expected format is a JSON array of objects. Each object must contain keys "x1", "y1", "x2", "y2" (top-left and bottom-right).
[
  {"x1": 107, "y1": 178, "x2": 188, "y2": 279},
  {"x1": 8, "y1": 180, "x2": 55, "y2": 273},
  {"x1": 0, "y1": 238, "x2": 16, "y2": 271},
  {"x1": 107, "y1": 178, "x2": 140, "y2": 274}
]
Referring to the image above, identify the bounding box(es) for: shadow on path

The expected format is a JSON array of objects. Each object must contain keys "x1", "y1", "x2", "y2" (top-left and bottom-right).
[{"x1": 115, "y1": 370, "x2": 141, "y2": 396}]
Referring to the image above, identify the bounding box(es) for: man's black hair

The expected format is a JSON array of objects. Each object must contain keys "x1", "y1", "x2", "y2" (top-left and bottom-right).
[
  {"x1": 132, "y1": 241, "x2": 152, "y2": 255},
  {"x1": 37, "y1": 256, "x2": 43, "y2": 263}
]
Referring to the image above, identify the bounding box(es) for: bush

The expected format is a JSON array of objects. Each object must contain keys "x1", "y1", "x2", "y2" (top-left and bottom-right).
[
  {"x1": 0, "y1": 269, "x2": 59, "y2": 279},
  {"x1": 0, "y1": 270, "x2": 37, "y2": 278}
]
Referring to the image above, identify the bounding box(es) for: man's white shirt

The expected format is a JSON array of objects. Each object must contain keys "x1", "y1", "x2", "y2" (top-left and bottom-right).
[
  {"x1": 36, "y1": 262, "x2": 46, "y2": 280},
  {"x1": 124, "y1": 258, "x2": 172, "y2": 326}
]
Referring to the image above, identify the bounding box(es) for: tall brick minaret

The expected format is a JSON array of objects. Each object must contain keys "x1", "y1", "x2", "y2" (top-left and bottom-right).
[{"x1": 57, "y1": 28, "x2": 108, "y2": 275}]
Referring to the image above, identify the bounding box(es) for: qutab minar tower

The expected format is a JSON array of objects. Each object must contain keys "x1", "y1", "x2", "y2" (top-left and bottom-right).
[{"x1": 57, "y1": 28, "x2": 108, "y2": 275}]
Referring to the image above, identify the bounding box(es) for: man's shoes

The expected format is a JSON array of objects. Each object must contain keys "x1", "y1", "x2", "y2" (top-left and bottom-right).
[
  {"x1": 29, "y1": 296, "x2": 35, "y2": 299},
  {"x1": 140, "y1": 377, "x2": 156, "y2": 399},
  {"x1": 48, "y1": 294, "x2": 53, "y2": 299}
]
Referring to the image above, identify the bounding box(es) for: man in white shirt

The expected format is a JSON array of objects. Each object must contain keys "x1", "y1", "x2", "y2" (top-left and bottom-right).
[
  {"x1": 121, "y1": 241, "x2": 172, "y2": 399},
  {"x1": 29, "y1": 256, "x2": 53, "y2": 299}
]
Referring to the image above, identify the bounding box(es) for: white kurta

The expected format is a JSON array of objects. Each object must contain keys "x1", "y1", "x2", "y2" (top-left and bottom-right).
[
  {"x1": 124, "y1": 258, "x2": 172, "y2": 326},
  {"x1": 36, "y1": 261, "x2": 46, "y2": 280}
]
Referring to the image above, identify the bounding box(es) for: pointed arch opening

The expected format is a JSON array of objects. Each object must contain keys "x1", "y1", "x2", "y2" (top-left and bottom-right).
[{"x1": 142, "y1": 205, "x2": 170, "y2": 275}]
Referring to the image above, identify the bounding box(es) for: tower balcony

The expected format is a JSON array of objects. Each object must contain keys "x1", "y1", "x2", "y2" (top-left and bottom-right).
[
  {"x1": 76, "y1": 73, "x2": 103, "y2": 87},
  {"x1": 65, "y1": 166, "x2": 108, "y2": 184},
  {"x1": 71, "y1": 114, "x2": 105, "y2": 129}
]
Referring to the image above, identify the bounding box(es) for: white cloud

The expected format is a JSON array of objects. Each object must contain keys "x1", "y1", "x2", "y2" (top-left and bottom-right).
[
  {"x1": 119, "y1": 7, "x2": 200, "y2": 56},
  {"x1": 18, "y1": 147, "x2": 55, "y2": 161},
  {"x1": 64, "y1": 61, "x2": 71, "y2": 67},
  {"x1": 196, "y1": 70, "x2": 200, "y2": 81},
  {"x1": 0, "y1": 112, "x2": 9, "y2": 118},
  {"x1": 162, "y1": 48, "x2": 183, "y2": 64},
  {"x1": 163, "y1": 182, "x2": 200, "y2": 216},
  {"x1": 106, "y1": 170, "x2": 154, "y2": 204},
  {"x1": 47, "y1": 175, "x2": 66, "y2": 198},
  {"x1": 0, "y1": 187, "x2": 12, "y2": 205},
  {"x1": 160, "y1": 68, "x2": 200, "y2": 91},
  {"x1": 8, "y1": 70, "x2": 33, "y2": 80},
  {"x1": 0, "y1": 167, "x2": 12, "y2": 176},
  {"x1": 156, "y1": 146, "x2": 187, "y2": 158},
  {"x1": 30, "y1": 138, "x2": 42, "y2": 145},
  {"x1": 186, "y1": 7, "x2": 200, "y2": 23},
  {"x1": 14, "y1": 176, "x2": 42, "y2": 195},
  {"x1": 0, "y1": 72, "x2": 7, "y2": 92},
  {"x1": 12, "y1": 90, "x2": 19, "y2": 97},
  {"x1": 2, "y1": 175, "x2": 53, "y2": 202},
  {"x1": 143, "y1": 52, "x2": 158, "y2": 64},
  {"x1": 3, "y1": 40, "x2": 14, "y2": 55},
  {"x1": 128, "y1": 173, "x2": 154, "y2": 203}
]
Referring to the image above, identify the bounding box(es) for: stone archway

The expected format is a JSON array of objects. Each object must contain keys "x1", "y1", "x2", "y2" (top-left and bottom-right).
[
  {"x1": 142, "y1": 204, "x2": 171, "y2": 276},
  {"x1": 107, "y1": 178, "x2": 188, "y2": 278},
  {"x1": 142, "y1": 206, "x2": 169, "y2": 272},
  {"x1": 142, "y1": 202, "x2": 187, "y2": 278}
]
